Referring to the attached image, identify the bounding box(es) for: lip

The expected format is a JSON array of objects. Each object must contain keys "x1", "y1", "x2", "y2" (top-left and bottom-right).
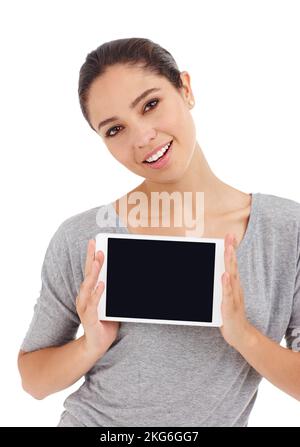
[
  {"x1": 143, "y1": 140, "x2": 173, "y2": 169},
  {"x1": 142, "y1": 140, "x2": 173, "y2": 162}
]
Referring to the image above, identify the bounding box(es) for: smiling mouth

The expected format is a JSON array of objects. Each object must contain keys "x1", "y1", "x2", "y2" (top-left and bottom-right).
[{"x1": 143, "y1": 140, "x2": 173, "y2": 164}]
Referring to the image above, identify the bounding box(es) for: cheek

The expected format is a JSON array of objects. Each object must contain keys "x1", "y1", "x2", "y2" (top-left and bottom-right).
[
  {"x1": 110, "y1": 148, "x2": 135, "y2": 168},
  {"x1": 163, "y1": 102, "x2": 181, "y2": 128},
  {"x1": 167, "y1": 102, "x2": 191, "y2": 136},
  {"x1": 107, "y1": 147, "x2": 127, "y2": 165}
]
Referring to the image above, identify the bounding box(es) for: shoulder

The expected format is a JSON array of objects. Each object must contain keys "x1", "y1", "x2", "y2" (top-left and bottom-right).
[
  {"x1": 257, "y1": 192, "x2": 300, "y2": 227},
  {"x1": 256, "y1": 192, "x2": 300, "y2": 251},
  {"x1": 47, "y1": 203, "x2": 120, "y2": 257}
]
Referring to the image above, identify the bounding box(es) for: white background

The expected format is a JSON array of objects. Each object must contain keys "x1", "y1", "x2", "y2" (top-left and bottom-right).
[{"x1": 1, "y1": 0, "x2": 299, "y2": 427}]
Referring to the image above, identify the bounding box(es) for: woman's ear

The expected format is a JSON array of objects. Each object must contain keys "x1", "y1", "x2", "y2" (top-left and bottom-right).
[{"x1": 179, "y1": 71, "x2": 195, "y2": 106}]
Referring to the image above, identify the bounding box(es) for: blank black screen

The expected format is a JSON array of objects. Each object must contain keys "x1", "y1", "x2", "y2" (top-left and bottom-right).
[{"x1": 106, "y1": 237, "x2": 215, "y2": 323}]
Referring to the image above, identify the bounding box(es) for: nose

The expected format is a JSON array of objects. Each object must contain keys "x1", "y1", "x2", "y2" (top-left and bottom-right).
[{"x1": 134, "y1": 128, "x2": 157, "y2": 150}]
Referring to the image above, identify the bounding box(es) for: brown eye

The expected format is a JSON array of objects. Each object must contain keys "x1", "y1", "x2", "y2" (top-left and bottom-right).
[
  {"x1": 105, "y1": 98, "x2": 160, "y2": 138},
  {"x1": 106, "y1": 125, "x2": 122, "y2": 138},
  {"x1": 143, "y1": 99, "x2": 159, "y2": 113}
]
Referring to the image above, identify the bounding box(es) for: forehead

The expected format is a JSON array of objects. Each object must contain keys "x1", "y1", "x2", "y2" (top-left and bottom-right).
[
  {"x1": 87, "y1": 64, "x2": 170, "y2": 125},
  {"x1": 89, "y1": 63, "x2": 168, "y2": 96}
]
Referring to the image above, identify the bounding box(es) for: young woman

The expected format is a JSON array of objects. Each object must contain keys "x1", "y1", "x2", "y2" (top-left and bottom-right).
[{"x1": 18, "y1": 37, "x2": 300, "y2": 427}]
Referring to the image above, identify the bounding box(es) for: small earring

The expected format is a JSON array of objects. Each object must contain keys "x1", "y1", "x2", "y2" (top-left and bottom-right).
[{"x1": 189, "y1": 100, "x2": 194, "y2": 106}]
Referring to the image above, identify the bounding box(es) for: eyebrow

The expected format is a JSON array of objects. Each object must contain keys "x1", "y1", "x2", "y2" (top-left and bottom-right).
[{"x1": 97, "y1": 87, "x2": 161, "y2": 132}]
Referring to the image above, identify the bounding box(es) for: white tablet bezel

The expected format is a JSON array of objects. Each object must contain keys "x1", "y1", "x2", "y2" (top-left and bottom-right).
[{"x1": 95, "y1": 232, "x2": 224, "y2": 327}]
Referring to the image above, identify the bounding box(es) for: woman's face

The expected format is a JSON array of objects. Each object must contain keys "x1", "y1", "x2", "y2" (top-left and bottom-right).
[{"x1": 87, "y1": 63, "x2": 196, "y2": 183}]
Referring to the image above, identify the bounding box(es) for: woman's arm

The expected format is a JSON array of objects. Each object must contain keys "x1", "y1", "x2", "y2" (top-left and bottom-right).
[
  {"x1": 18, "y1": 239, "x2": 120, "y2": 400},
  {"x1": 18, "y1": 334, "x2": 107, "y2": 400},
  {"x1": 232, "y1": 322, "x2": 300, "y2": 401},
  {"x1": 220, "y1": 233, "x2": 300, "y2": 401}
]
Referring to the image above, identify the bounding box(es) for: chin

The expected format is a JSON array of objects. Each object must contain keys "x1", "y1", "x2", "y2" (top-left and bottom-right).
[{"x1": 148, "y1": 168, "x2": 186, "y2": 184}]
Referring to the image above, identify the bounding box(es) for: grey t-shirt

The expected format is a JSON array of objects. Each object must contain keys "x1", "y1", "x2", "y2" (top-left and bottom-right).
[{"x1": 20, "y1": 192, "x2": 300, "y2": 427}]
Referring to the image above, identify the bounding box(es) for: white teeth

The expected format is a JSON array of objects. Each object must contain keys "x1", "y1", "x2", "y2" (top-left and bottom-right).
[
  {"x1": 153, "y1": 150, "x2": 163, "y2": 161},
  {"x1": 145, "y1": 141, "x2": 171, "y2": 163}
]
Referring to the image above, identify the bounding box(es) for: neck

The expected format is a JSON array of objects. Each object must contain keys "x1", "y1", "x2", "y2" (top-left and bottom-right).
[{"x1": 139, "y1": 141, "x2": 236, "y2": 215}]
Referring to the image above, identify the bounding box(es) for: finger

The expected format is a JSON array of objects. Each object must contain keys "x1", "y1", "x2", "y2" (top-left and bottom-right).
[
  {"x1": 229, "y1": 233, "x2": 237, "y2": 273},
  {"x1": 76, "y1": 285, "x2": 88, "y2": 314},
  {"x1": 90, "y1": 281, "x2": 105, "y2": 305},
  {"x1": 94, "y1": 252, "x2": 105, "y2": 291},
  {"x1": 224, "y1": 241, "x2": 233, "y2": 275},
  {"x1": 223, "y1": 240, "x2": 238, "y2": 303},
  {"x1": 223, "y1": 235, "x2": 244, "y2": 308},
  {"x1": 85, "y1": 255, "x2": 105, "y2": 294},
  {"x1": 85, "y1": 283, "x2": 105, "y2": 324},
  {"x1": 230, "y1": 244, "x2": 238, "y2": 280},
  {"x1": 224, "y1": 233, "x2": 234, "y2": 252},
  {"x1": 232, "y1": 234, "x2": 238, "y2": 250},
  {"x1": 79, "y1": 281, "x2": 105, "y2": 325},
  {"x1": 84, "y1": 239, "x2": 95, "y2": 278},
  {"x1": 222, "y1": 272, "x2": 233, "y2": 303},
  {"x1": 78, "y1": 252, "x2": 105, "y2": 312},
  {"x1": 96, "y1": 250, "x2": 104, "y2": 265},
  {"x1": 230, "y1": 246, "x2": 244, "y2": 303}
]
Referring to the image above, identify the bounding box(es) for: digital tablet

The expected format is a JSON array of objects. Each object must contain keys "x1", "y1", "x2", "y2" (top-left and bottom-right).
[{"x1": 95, "y1": 232, "x2": 225, "y2": 327}]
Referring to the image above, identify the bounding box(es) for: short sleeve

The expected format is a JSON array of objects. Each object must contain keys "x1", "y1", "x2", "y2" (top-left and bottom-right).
[
  {"x1": 20, "y1": 223, "x2": 81, "y2": 352},
  {"x1": 284, "y1": 240, "x2": 300, "y2": 352}
]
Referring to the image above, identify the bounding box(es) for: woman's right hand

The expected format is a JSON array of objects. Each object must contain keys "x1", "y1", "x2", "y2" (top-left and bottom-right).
[{"x1": 76, "y1": 239, "x2": 120, "y2": 357}]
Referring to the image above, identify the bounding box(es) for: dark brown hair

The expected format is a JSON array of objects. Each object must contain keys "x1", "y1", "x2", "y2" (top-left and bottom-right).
[{"x1": 78, "y1": 37, "x2": 183, "y2": 131}]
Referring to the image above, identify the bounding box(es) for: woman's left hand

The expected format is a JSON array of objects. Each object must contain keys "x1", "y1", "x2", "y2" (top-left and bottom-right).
[{"x1": 220, "y1": 233, "x2": 253, "y2": 349}]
